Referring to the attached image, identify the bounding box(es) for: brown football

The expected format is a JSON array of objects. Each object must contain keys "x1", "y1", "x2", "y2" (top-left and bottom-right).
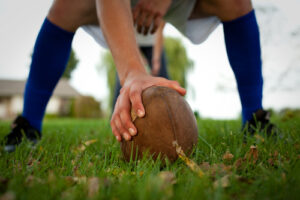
[{"x1": 121, "y1": 86, "x2": 198, "y2": 163}]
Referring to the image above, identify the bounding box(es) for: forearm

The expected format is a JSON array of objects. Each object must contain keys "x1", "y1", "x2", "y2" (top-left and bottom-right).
[
  {"x1": 152, "y1": 22, "x2": 165, "y2": 63},
  {"x1": 96, "y1": 0, "x2": 146, "y2": 85},
  {"x1": 102, "y1": 0, "x2": 186, "y2": 142}
]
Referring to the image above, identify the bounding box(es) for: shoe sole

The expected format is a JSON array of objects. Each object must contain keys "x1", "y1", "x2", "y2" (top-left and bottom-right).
[
  {"x1": 4, "y1": 139, "x2": 39, "y2": 153},
  {"x1": 4, "y1": 145, "x2": 16, "y2": 152}
]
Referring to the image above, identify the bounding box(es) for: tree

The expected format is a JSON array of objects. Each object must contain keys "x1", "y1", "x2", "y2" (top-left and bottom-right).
[
  {"x1": 164, "y1": 37, "x2": 194, "y2": 89},
  {"x1": 63, "y1": 49, "x2": 79, "y2": 79},
  {"x1": 72, "y1": 96, "x2": 103, "y2": 118},
  {"x1": 99, "y1": 37, "x2": 193, "y2": 111},
  {"x1": 100, "y1": 52, "x2": 117, "y2": 111}
]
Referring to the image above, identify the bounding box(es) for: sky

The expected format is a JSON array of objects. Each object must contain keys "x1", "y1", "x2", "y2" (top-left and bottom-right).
[{"x1": 0, "y1": 0, "x2": 299, "y2": 119}]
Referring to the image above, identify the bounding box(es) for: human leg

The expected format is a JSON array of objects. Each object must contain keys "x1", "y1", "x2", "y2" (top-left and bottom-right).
[
  {"x1": 140, "y1": 46, "x2": 169, "y2": 79},
  {"x1": 192, "y1": 0, "x2": 263, "y2": 124},
  {"x1": 3, "y1": 0, "x2": 98, "y2": 151},
  {"x1": 22, "y1": 18, "x2": 75, "y2": 131},
  {"x1": 23, "y1": 0, "x2": 98, "y2": 131},
  {"x1": 222, "y1": 10, "x2": 263, "y2": 124},
  {"x1": 158, "y1": 50, "x2": 169, "y2": 79}
]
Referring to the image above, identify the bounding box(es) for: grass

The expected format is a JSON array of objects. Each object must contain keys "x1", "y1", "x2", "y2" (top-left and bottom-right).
[{"x1": 0, "y1": 114, "x2": 299, "y2": 200}]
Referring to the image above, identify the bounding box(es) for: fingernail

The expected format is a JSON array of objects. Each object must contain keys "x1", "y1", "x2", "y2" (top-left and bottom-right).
[
  {"x1": 129, "y1": 128, "x2": 136, "y2": 136},
  {"x1": 137, "y1": 109, "x2": 144, "y2": 117}
]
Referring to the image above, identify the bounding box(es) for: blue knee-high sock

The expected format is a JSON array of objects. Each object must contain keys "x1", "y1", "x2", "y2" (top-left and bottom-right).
[
  {"x1": 22, "y1": 18, "x2": 74, "y2": 131},
  {"x1": 223, "y1": 10, "x2": 263, "y2": 125}
]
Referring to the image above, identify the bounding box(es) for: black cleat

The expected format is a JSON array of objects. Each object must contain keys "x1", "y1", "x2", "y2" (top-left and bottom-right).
[
  {"x1": 243, "y1": 109, "x2": 279, "y2": 142},
  {"x1": 2, "y1": 116, "x2": 41, "y2": 152}
]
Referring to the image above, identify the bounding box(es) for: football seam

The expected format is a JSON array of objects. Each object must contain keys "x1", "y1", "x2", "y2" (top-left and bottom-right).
[{"x1": 159, "y1": 91, "x2": 178, "y2": 145}]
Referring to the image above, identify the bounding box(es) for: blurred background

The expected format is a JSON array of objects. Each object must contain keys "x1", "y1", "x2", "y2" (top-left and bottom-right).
[{"x1": 0, "y1": 0, "x2": 299, "y2": 120}]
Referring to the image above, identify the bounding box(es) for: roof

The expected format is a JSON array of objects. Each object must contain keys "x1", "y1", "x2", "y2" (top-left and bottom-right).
[{"x1": 0, "y1": 79, "x2": 80, "y2": 98}]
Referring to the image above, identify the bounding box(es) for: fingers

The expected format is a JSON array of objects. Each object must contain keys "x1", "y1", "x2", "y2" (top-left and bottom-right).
[
  {"x1": 150, "y1": 15, "x2": 162, "y2": 34},
  {"x1": 137, "y1": 10, "x2": 148, "y2": 34},
  {"x1": 111, "y1": 111, "x2": 133, "y2": 142},
  {"x1": 158, "y1": 79, "x2": 187, "y2": 96},
  {"x1": 111, "y1": 88, "x2": 140, "y2": 142},
  {"x1": 110, "y1": 75, "x2": 186, "y2": 142},
  {"x1": 110, "y1": 120, "x2": 121, "y2": 142},
  {"x1": 143, "y1": 14, "x2": 154, "y2": 35},
  {"x1": 118, "y1": 93, "x2": 138, "y2": 137},
  {"x1": 120, "y1": 110, "x2": 137, "y2": 136},
  {"x1": 133, "y1": 3, "x2": 162, "y2": 35},
  {"x1": 129, "y1": 87, "x2": 145, "y2": 118},
  {"x1": 132, "y1": 6, "x2": 140, "y2": 25},
  {"x1": 115, "y1": 116, "x2": 131, "y2": 141}
]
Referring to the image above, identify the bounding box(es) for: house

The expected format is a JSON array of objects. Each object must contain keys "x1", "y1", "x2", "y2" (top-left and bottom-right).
[{"x1": 0, "y1": 79, "x2": 80, "y2": 119}]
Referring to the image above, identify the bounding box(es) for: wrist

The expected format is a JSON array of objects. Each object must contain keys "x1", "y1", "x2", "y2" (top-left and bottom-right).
[{"x1": 121, "y1": 67, "x2": 147, "y2": 85}]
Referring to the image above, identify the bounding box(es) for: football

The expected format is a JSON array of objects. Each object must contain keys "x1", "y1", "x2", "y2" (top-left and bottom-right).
[{"x1": 121, "y1": 86, "x2": 198, "y2": 163}]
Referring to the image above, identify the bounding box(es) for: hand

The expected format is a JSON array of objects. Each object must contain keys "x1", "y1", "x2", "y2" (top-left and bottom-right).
[
  {"x1": 111, "y1": 71, "x2": 186, "y2": 142},
  {"x1": 151, "y1": 59, "x2": 160, "y2": 76},
  {"x1": 132, "y1": 0, "x2": 171, "y2": 35}
]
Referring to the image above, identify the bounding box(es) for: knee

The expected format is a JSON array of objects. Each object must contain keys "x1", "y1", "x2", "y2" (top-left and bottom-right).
[
  {"x1": 47, "y1": 0, "x2": 98, "y2": 32},
  {"x1": 202, "y1": 0, "x2": 253, "y2": 21}
]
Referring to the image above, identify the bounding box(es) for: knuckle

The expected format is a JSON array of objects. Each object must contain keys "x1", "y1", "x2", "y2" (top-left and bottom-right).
[
  {"x1": 143, "y1": 6, "x2": 150, "y2": 13},
  {"x1": 120, "y1": 131, "x2": 126, "y2": 136},
  {"x1": 119, "y1": 126, "x2": 125, "y2": 135},
  {"x1": 125, "y1": 121, "x2": 133, "y2": 129},
  {"x1": 120, "y1": 110, "x2": 131, "y2": 120},
  {"x1": 120, "y1": 126, "x2": 127, "y2": 134},
  {"x1": 129, "y1": 90, "x2": 139, "y2": 100},
  {"x1": 119, "y1": 108, "x2": 127, "y2": 115},
  {"x1": 120, "y1": 110, "x2": 129, "y2": 120},
  {"x1": 120, "y1": 86, "x2": 129, "y2": 95},
  {"x1": 118, "y1": 128, "x2": 124, "y2": 134}
]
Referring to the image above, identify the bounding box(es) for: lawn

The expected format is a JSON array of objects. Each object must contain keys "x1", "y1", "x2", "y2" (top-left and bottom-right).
[{"x1": 0, "y1": 113, "x2": 299, "y2": 200}]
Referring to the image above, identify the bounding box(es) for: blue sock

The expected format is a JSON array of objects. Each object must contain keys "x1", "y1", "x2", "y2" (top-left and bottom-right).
[
  {"x1": 22, "y1": 18, "x2": 74, "y2": 131},
  {"x1": 223, "y1": 10, "x2": 263, "y2": 124}
]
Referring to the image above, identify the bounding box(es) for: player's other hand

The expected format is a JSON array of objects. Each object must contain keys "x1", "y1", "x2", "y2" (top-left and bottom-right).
[
  {"x1": 111, "y1": 71, "x2": 186, "y2": 142},
  {"x1": 133, "y1": 0, "x2": 171, "y2": 35}
]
